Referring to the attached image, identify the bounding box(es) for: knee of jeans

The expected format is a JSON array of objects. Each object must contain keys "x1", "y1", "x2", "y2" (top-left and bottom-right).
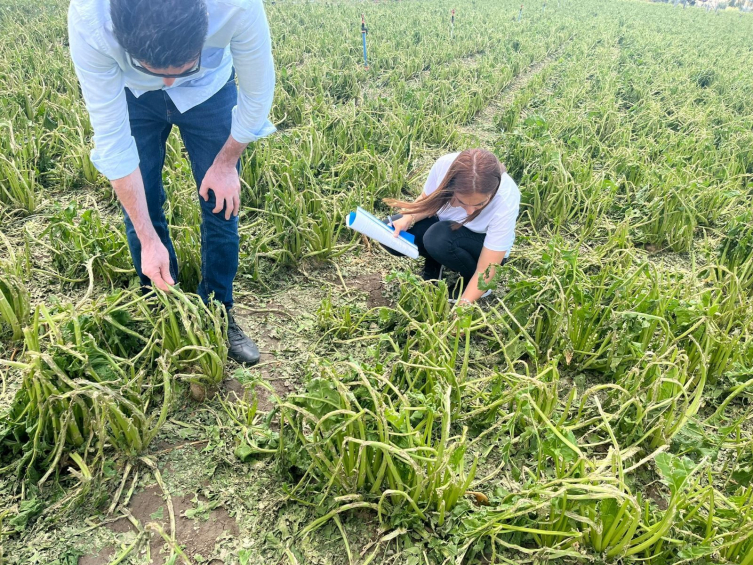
[
  {"x1": 200, "y1": 195, "x2": 238, "y2": 223},
  {"x1": 201, "y1": 205, "x2": 240, "y2": 237},
  {"x1": 423, "y1": 221, "x2": 455, "y2": 260}
]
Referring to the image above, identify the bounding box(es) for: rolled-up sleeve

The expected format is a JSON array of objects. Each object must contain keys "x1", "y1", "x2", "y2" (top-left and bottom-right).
[
  {"x1": 229, "y1": 0, "x2": 276, "y2": 144},
  {"x1": 68, "y1": 4, "x2": 139, "y2": 181}
]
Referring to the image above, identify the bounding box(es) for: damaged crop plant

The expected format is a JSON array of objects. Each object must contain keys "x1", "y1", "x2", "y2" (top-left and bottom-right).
[
  {"x1": 1, "y1": 0, "x2": 753, "y2": 562},
  {"x1": 0, "y1": 288, "x2": 227, "y2": 483}
]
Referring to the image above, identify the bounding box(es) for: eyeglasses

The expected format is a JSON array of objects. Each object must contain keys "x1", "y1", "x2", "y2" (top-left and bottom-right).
[
  {"x1": 128, "y1": 53, "x2": 202, "y2": 78},
  {"x1": 453, "y1": 194, "x2": 491, "y2": 210}
]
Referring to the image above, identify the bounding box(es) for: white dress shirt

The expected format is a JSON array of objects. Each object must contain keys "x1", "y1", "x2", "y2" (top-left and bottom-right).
[{"x1": 68, "y1": 0, "x2": 276, "y2": 180}]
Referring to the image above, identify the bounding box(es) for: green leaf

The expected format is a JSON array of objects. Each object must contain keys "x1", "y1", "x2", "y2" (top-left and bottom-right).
[
  {"x1": 655, "y1": 452, "x2": 698, "y2": 494},
  {"x1": 599, "y1": 497, "x2": 619, "y2": 531},
  {"x1": 677, "y1": 544, "x2": 715, "y2": 560},
  {"x1": 671, "y1": 421, "x2": 720, "y2": 460},
  {"x1": 731, "y1": 463, "x2": 753, "y2": 487},
  {"x1": 50, "y1": 550, "x2": 84, "y2": 565},
  {"x1": 542, "y1": 429, "x2": 579, "y2": 463},
  {"x1": 235, "y1": 442, "x2": 255, "y2": 462},
  {"x1": 184, "y1": 500, "x2": 220, "y2": 521},
  {"x1": 9, "y1": 497, "x2": 45, "y2": 532}
]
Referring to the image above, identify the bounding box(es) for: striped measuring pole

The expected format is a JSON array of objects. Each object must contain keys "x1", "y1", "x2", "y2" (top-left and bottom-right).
[
  {"x1": 451, "y1": 9, "x2": 455, "y2": 38},
  {"x1": 518, "y1": 4, "x2": 523, "y2": 20}
]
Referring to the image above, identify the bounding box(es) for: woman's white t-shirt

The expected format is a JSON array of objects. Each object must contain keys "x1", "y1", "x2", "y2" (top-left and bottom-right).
[{"x1": 423, "y1": 153, "x2": 521, "y2": 253}]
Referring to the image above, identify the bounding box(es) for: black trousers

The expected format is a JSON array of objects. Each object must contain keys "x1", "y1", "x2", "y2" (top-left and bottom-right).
[{"x1": 384, "y1": 216, "x2": 506, "y2": 283}]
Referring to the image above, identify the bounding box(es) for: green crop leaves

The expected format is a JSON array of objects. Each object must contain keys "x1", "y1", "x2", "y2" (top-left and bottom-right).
[
  {"x1": 0, "y1": 273, "x2": 29, "y2": 341},
  {"x1": 0, "y1": 288, "x2": 227, "y2": 482},
  {"x1": 1, "y1": 0, "x2": 753, "y2": 561},
  {"x1": 152, "y1": 289, "x2": 228, "y2": 389},
  {"x1": 0, "y1": 233, "x2": 30, "y2": 341},
  {"x1": 278, "y1": 363, "x2": 476, "y2": 529},
  {"x1": 34, "y1": 203, "x2": 134, "y2": 286}
]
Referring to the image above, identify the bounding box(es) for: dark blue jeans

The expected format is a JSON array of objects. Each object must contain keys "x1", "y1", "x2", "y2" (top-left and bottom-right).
[
  {"x1": 383, "y1": 216, "x2": 507, "y2": 283},
  {"x1": 124, "y1": 75, "x2": 239, "y2": 309}
]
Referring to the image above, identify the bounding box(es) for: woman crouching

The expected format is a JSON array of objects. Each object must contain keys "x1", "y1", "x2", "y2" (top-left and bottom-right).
[{"x1": 384, "y1": 149, "x2": 520, "y2": 306}]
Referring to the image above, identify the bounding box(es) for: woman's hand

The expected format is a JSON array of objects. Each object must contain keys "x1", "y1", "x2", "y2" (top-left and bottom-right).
[
  {"x1": 391, "y1": 214, "x2": 414, "y2": 238},
  {"x1": 458, "y1": 248, "x2": 507, "y2": 303}
]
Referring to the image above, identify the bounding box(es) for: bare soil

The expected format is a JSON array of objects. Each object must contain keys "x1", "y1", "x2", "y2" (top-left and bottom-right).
[
  {"x1": 79, "y1": 484, "x2": 239, "y2": 565},
  {"x1": 348, "y1": 272, "x2": 391, "y2": 309}
]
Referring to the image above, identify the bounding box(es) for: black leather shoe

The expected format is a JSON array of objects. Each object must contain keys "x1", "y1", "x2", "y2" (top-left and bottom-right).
[{"x1": 226, "y1": 311, "x2": 261, "y2": 366}]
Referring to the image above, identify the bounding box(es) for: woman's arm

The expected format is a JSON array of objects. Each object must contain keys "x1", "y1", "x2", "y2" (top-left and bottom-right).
[{"x1": 457, "y1": 247, "x2": 507, "y2": 305}]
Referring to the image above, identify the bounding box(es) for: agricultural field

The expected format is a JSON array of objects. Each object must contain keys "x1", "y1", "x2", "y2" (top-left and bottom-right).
[{"x1": 1, "y1": 0, "x2": 753, "y2": 563}]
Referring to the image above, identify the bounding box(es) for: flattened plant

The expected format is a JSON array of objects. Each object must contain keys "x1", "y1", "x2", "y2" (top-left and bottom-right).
[
  {"x1": 278, "y1": 362, "x2": 477, "y2": 527},
  {"x1": 148, "y1": 289, "x2": 228, "y2": 392},
  {"x1": 36, "y1": 203, "x2": 133, "y2": 285},
  {"x1": 0, "y1": 232, "x2": 30, "y2": 340},
  {"x1": 0, "y1": 294, "x2": 173, "y2": 481}
]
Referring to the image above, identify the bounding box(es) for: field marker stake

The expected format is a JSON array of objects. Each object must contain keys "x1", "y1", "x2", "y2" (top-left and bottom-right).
[
  {"x1": 361, "y1": 14, "x2": 369, "y2": 69},
  {"x1": 518, "y1": 4, "x2": 523, "y2": 21},
  {"x1": 451, "y1": 9, "x2": 455, "y2": 39}
]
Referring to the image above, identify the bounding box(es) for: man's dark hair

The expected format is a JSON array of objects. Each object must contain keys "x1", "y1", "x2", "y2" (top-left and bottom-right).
[{"x1": 111, "y1": 0, "x2": 208, "y2": 68}]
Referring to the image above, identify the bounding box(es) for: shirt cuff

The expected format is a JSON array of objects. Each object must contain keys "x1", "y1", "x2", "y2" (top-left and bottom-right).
[
  {"x1": 91, "y1": 136, "x2": 140, "y2": 181},
  {"x1": 230, "y1": 109, "x2": 277, "y2": 144}
]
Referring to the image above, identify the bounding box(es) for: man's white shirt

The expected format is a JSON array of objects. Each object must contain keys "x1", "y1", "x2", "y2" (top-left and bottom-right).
[{"x1": 68, "y1": 0, "x2": 276, "y2": 180}]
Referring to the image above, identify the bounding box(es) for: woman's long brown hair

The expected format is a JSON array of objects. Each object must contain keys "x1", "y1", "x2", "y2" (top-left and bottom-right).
[{"x1": 384, "y1": 149, "x2": 506, "y2": 228}]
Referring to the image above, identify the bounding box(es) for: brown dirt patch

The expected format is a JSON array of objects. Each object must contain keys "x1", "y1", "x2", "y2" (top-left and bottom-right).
[
  {"x1": 644, "y1": 482, "x2": 669, "y2": 511},
  {"x1": 224, "y1": 376, "x2": 247, "y2": 401},
  {"x1": 80, "y1": 485, "x2": 238, "y2": 565},
  {"x1": 224, "y1": 372, "x2": 294, "y2": 413},
  {"x1": 78, "y1": 547, "x2": 115, "y2": 565},
  {"x1": 348, "y1": 272, "x2": 391, "y2": 308}
]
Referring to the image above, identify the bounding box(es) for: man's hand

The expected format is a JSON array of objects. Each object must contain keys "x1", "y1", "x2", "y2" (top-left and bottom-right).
[
  {"x1": 111, "y1": 168, "x2": 174, "y2": 292},
  {"x1": 200, "y1": 161, "x2": 241, "y2": 221},
  {"x1": 141, "y1": 238, "x2": 174, "y2": 291}
]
